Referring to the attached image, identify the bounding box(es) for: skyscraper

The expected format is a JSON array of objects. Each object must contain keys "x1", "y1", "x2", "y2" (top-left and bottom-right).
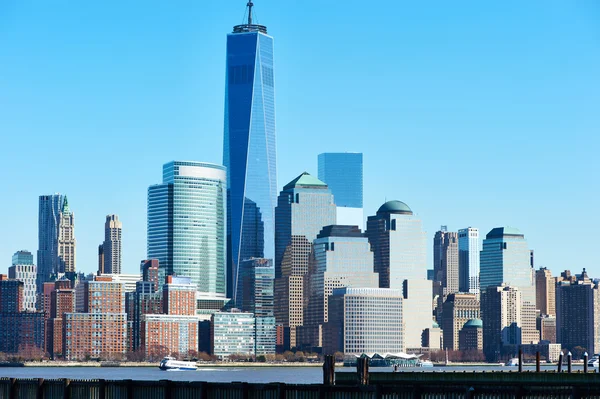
[
  {"x1": 482, "y1": 285, "x2": 523, "y2": 361},
  {"x1": 103, "y1": 215, "x2": 122, "y2": 274},
  {"x1": 535, "y1": 267, "x2": 556, "y2": 316},
  {"x1": 366, "y1": 200, "x2": 431, "y2": 349},
  {"x1": 441, "y1": 293, "x2": 480, "y2": 351},
  {"x1": 274, "y1": 172, "x2": 336, "y2": 347},
  {"x1": 148, "y1": 161, "x2": 227, "y2": 300},
  {"x1": 302, "y1": 225, "x2": 379, "y2": 350},
  {"x1": 433, "y1": 228, "x2": 459, "y2": 295},
  {"x1": 317, "y1": 153, "x2": 363, "y2": 227},
  {"x1": 37, "y1": 194, "x2": 64, "y2": 290},
  {"x1": 57, "y1": 197, "x2": 76, "y2": 274},
  {"x1": 458, "y1": 227, "x2": 480, "y2": 295},
  {"x1": 223, "y1": 2, "x2": 277, "y2": 303}
]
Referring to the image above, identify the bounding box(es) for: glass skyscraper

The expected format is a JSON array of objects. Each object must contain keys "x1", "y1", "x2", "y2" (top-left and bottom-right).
[
  {"x1": 318, "y1": 153, "x2": 363, "y2": 227},
  {"x1": 223, "y1": 3, "x2": 277, "y2": 304},
  {"x1": 37, "y1": 194, "x2": 64, "y2": 291},
  {"x1": 458, "y1": 227, "x2": 480, "y2": 296},
  {"x1": 147, "y1": 161, "x2": 227, "y2": 300}
]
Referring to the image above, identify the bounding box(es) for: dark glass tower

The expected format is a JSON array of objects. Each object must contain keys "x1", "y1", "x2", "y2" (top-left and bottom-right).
[
  {"x1": 37, "y1": 194, "x2": 64, "y2": 292},
  {"x1": 223, "y1": 2, "x2": 277, "y2": 305}
]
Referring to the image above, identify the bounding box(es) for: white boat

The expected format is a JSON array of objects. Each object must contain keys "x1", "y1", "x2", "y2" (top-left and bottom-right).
[
  {"x1": 506, "y1": 358, "x2": 519, "y2": 367},
  {"x1": 588, "y1": 355, "x2": 599, "y2": 368},
  {"x1": 159, "y1": 357, "x2": 197, "y2": 371},
  {"x1": 418, "y1": 360, "x2": 434, "y2": 368}
]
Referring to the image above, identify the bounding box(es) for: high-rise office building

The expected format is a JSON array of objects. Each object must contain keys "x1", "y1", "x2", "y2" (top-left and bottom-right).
[
  {"x1": 98, "y1": 245, "x2": 105, "y2": 275},
  {"x1": 366, "y1": 200, "x2": 431, "y2": 349},
  {"x1": 458, "y1": 227, "x2": 480, "y2": 296},
  {"x1": 302, "y1": 225, "x2": 379, "y2": 349},
  {"x1": 57, "y1": 197, "x2": 76, "y2": 274},
  {"x1": 556, "y1": 270, "x2": 600, "y2": 354},
  {"x1": 9, "y1": 251, "x2": 37, "y2": 311},
  {"x1": 535, "y1": 267, "x2": 556, "y2": 316},
  {"x1": 441, "y1": 293, "x2": 480, "y2": 351},
  {"x1": 223, "y1": 2, "x2": 277, "y2": 303},
  {"x1": 317, "y1": 153, "x2": 363, "y2": 227},
  {"x1": 239, "y1": 258, "x2": 276, "y2": 355},
  {"x1": 103, "y1": 215, "x2": 122, "y2": 274},
  {"x1": 324, "y1": 287, "x2": 404, "y2": 355},
  {"x1": 482, "y1": 285, "x2": 522, "y2": 361},
  {"x1": 433, "y1": 228, "x2": 459, "y2": 296},
  {"x1": 37, "y1": 194, "x2": 64, "y2": 290},
  {"x1": 480, "y1": 227, "x2": 535, "y2": 303},
  {"x1": 480, "y1": 227, "x2": 538, "y2": 351},
  {"x1": 148, "y1": 161, "x2": 227, "y2": 299},
  {"x1": 274, "y1": 173, "x2": 336, "y2": 347}
]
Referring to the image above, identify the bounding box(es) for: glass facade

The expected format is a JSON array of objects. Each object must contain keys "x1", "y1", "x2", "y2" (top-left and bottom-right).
[
  {"x1": 223, "y1": 24, "x2": 277, "y2": 305},
  {"x1": 211, "y1": 312, "x2": 256, "y2": 359},
  {"x1": 37, "y1": 194, "x2": 64, "y2": 291},
  {"x1": 147, "y1": 161, "x2": 227, "y2": 298},
  {"x1": 480, "y1": 227, "x2": 534, "y2": 303},
  {"x1": 318, "y1": 153, "x2": 363, "y2": 208}
]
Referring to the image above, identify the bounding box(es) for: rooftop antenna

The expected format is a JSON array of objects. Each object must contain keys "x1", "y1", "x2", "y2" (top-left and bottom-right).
[{"x1": 247, "y1": 1, "x2": 254, "y2": 25}]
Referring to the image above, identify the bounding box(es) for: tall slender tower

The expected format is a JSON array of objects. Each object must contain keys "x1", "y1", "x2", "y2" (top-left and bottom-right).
[
  {"x1": 103, "y1": 215, "x2": 123, "y2": 274},
  {"x1": 37, "y1": 194, "x2": 64, "y2": 290},
  {"x1": 223, "y1": 1, "x2": 277, "y2": 302},
  {"x1": 57, "y1": 197, "x2": 76, "y2": 274},
  {"x1": 458, "y1": 227, "x2": 480, "y2": 296}
]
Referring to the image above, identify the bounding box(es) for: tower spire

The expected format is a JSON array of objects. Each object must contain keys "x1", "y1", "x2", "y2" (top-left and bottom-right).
[{"x1": 247, "y1": 1, "x2": 253, "y2": 25}]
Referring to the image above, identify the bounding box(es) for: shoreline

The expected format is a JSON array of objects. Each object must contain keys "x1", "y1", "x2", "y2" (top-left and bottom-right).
[{"x1": 19, "y1": 361, "x2": 333, "y2": 368}]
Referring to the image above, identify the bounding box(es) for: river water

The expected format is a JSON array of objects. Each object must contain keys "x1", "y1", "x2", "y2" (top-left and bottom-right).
[{"x1": 0, "y1": 365, "x2": 588, "y2": 384}]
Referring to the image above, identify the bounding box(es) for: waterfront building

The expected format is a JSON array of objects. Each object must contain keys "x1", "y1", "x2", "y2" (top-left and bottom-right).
[
  {"x1": 239, "y1": 258, "x2": 276, "y2": 355},
  {"x1": 148, "y1": 161, "x2": 227, "y2": 300},
  {"x1": 0, "y1": 275, "x2": 23, "y2": 312},
  {"x1": 209, "y1": 311, "x2": 256, "y2": 359},
  {"x1": 126, "y1": 281, "x2": 162, "y2": 353},
  {"x1": 536, "y1": 267, "x2": 556, "y2": 316},
  {"x1": 0, "y1": 312, "x2": 45, "y2": 354},
  {"x1": 366, "y1": 201, "x2": 431, "y2": 349},
  {"x1": 9, "y1": 250, "x2": 37, "y2": 311},
  {"x1": 317, "y1": 152, "x2": 363, "y2": 227},
  {"x1": 37, "y1": 194, "x2": 64, "y2": 291},
  {"x1": 482, "y1": 285, "x2": 525, "y2": 361},
  {"x1": 48, "y1": 282, "x2": 75, "y2": 358},
  {"x1": 274, "y1": 172, "x2": 336, "y2": 347},
  {"x1": 324, "y1": 287, "x2": 404, "y2": 355},
  {"x1": 84, "y1": 280, "x2": 125, "y2": 314},
  {"x1": 57, "y1": 197, "x2": 76, "y2": 274},
  {"x1": 141, "y1": 314, "x2": 199, "y2": 359},
  {"x1": 302, "y1": 225, "x2": 379, "y2": 350},
  {"x1": 63, "y1": 313, "x2": 127, "y2": 360},
  {"x1": 521, "y1": 342, "x2": 562, "y2": 362},
  {"x1": 163, "y1": 276, "x2": 196, "y2": 316},
  {"x1": 458, "y1": 227, "x2": 480, "y2": 296},
  {"x1": 103, "y1": 215, "x2": 122, "y2": 274},
  {"x1": 556, "y1": 270, "x2": 600, "y2": 354},
  {"x1": 459, "y1": 319, "x2": 483, "y2": 351},
  {"x1": 223, "y1": 2, "x2": 277, "y2": 303},
  {"x1": 441, "y1": 293, "x2": 480, "y2": 351}
]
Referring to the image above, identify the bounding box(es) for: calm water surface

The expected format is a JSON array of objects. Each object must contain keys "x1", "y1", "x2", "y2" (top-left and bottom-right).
[{"x1": 0, "y1": 365, "x2": 589, "y2": 384}]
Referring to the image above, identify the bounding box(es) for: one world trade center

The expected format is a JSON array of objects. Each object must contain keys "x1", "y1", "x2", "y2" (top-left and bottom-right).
[{"x1": 223, "y1": 2, "x2": 277, "y2": 306}]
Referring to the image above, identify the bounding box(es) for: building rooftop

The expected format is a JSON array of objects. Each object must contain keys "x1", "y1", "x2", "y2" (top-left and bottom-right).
[
  {"x1": 486, "y1": 227, "x2": 524, "y2": 239},
  {"x1": 377, "y1": 200, "x2": 413, "y2": 215},
  {"x1": 317, "y1": 225, "x2": 364, "y2": 239},
  {"x1": 463, "y1": 319, "x2": 483, "y2": 329},
  {"x1": 283, "y1": 172, "x2": 328, "y2": 190}
]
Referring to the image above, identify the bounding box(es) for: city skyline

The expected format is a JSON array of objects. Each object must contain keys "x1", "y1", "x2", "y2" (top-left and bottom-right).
[{"x1": 1, "y1": 1, "x2": 599, "y2": 276}]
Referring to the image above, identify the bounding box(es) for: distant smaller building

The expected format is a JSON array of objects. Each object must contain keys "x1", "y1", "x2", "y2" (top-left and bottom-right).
[
  {"x1": 421, "y1": 321, "x2": 442, "y2": 350},
  {"x1": 208, "y1": 311, "x2": 255, "y2": 359},
  {"x1": 63, "y1": 313, "x2": 127, "y2": 360},
  {"x1": 142, "y1": 314, "x2": 199, "y2": 359},
  {"x1": 163, "y1": 276, "x2": 196, "y2": 316},
  {"x1": 10, "y1": 251, "x2": 37, "y2": 311},
  {"x1": 0, "y1": 312, "x2": 45, "y2": 354},
  {"x1": 521, "y1": 342, "x2": 562, "y2": 362},
  {"x1": 538, "y1": 315, "x2": 557, "y2": 344},
  {"x1": 459, "y1": 319, "x2": 483, "y2": 351}
]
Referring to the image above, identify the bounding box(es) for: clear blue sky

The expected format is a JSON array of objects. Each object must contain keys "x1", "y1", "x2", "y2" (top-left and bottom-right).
[{"x1": 1, "y1": 1, "x2": 598, "y2": 276}]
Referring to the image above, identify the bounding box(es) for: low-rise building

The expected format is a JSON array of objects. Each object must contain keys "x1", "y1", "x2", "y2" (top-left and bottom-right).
[
  {"x1": 63, "y1": 313, "x2": 127, "y2": 360},
  {"x1": 459, "y1": 319, "x2": 483, "y2": 351},
  {"x1": 142, "y1": 314, "x2": 199, "y2": 359},
  {"x1": 209, "y1": 311, "x2": 255, "y2": 359}
]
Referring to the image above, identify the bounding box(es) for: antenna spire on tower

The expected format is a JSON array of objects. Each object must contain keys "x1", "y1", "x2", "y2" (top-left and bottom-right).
[{"x1": 247, "y1": 1, "x2": 254, "y2": 25}]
